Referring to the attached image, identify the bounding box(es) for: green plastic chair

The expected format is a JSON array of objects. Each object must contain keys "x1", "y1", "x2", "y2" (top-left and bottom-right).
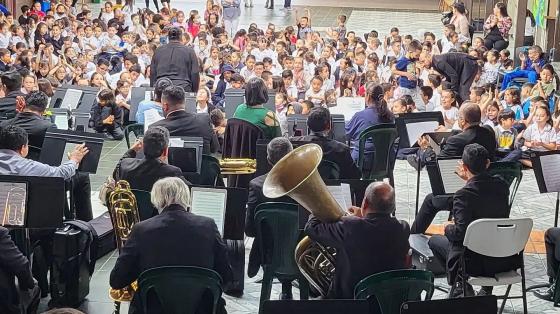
[
  {"x1": 124, "y1": 123, "x2": 144, "y2": 148},
  {"x1": 131, "y1": 189, "x2": 157, "y2": 221},
  {"x1": 357, "y1": 123, "x2": 398, "y2": 184},
  {"x1": 487, "y1": 162, "x2": 523, "y2": 213},
  {"x1": 354, "y1": 269, "x2": 435, "y2": 314},
  {"x1": 318, "y1": 159, "x2": 341, "y2": 180},
  {"x1": 137, "y1": 266, "x2": 223, "y2": 314},
  {"x1": 255, "y1": 202, "x2": 310, "y2": 314},
  {"x1": 184, "y1": 155, "x2": 225, "y2": 186}
]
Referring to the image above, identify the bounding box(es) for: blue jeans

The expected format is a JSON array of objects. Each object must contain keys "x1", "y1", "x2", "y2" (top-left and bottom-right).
[{"x1": 501, "y1": 69, "x2": 538, "y2": 90}]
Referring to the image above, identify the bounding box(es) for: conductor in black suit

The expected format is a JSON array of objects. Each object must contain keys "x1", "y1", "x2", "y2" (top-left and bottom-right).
[
  {"x1": 150, "y1": 85, "x2": 219, "y2": 154},
  {"x1": 428, "y1": 144, "x2": 511, "y2": 297},
  {"x1": 410, "y1": 103, "x2": 497, "y2": 234},
  {"x1": 150, "y1": 27, "x2": 200, "y2": 92},
  {"x1": 305, "y1": 182, "x2": 410, "y2": 299},
  {"x1": 290, "y1": 107, "x2": 361, "y2": 179},
  {"x1": 113, "y1": 126, "x2": 188, "y2": 192},
  {"x1": 110, "y1": 177, "x2": 233, "y2": 314},
  {"x1": 0, "y1": 226, "x2": 39, "y2": 314},
  {"x1": 419, "y1": 52, "x2": 479, "y2": 103},
  {"x1": 245, "y1": 137, "x2": 295, "y2": 299}
]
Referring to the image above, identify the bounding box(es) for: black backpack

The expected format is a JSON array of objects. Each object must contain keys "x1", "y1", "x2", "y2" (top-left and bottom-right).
[{"x1": 49, "y1": 220, "x2": 97, "y2": 307}]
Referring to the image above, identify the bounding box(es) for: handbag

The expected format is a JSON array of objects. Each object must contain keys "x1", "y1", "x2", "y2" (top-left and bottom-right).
[{"x1": 98, "y1": 176, "x2": 116, "y2": 206}]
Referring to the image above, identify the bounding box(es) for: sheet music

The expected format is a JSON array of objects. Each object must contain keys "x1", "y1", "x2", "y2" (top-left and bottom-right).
[
  {"x1": 60, "y1": 89, "x2": 83, "y2": 110},
  {"x1": 540, "y1": 154, "x2": 560, "y2": 192},
  {"x1": 190, "y1": 188, "x2": 227, "y2": 235},
  {"x1": 54, "y1": 115, "x2": 69, "y2": 130},
  {"x1": 143, "y1": 109, "x2": 164, "y2": 132},
  {"x1": 327, "y1": 185, "x2": 350, "y2": 211},
  {"x1": 168, "y1": 138, "x2": 184, "y2": 148},
  {"x1": 406, "y1": 121, "x2": 439, "y2": 146},
  {"x1": 341, "y1": 183, "x2": 352, "y2": 207},
  {"x1": 329, "y1": 97, "x2": 365, "y2": 121},
  {"x1": 144, "y1": 90, "x2": 152, "y2": 101},
  {"x1": 437, "y1": 159, "x2": 466, "y2": 194}
]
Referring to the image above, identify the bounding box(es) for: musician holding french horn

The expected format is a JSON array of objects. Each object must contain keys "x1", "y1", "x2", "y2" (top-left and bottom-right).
[{"x1": 304, "y1": 182, "x2": 410, "y2": 299}]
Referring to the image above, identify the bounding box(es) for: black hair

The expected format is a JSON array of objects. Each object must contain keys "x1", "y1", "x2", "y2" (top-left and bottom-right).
[
  {"x1": 24, "y1": 91, "x2": 49, "y2": 112},
  {"x1": 462, "y1": 143, "x2": 489, "y2": 175},
  {"x1": 154, "y1": 78, "x2": 173, "y2": 101},
  {"x1": 498, "y1": 109, "x2": 515, "y2": 122},
  {"x1": 428, "y1": 74, "x2": 442, "y2": 88},
  {"x1": 162, "y1": 85, "x2": 185, "y2": 108},
  {"x1": 98, "y1": 88, "x2": 116, "y2": 103},
  {"x1": 0, "y1": 125, "x2": 28, "y2": 151},
  {"x1": 1, "y1": 71, "x2": 22, "y2": 92},
  {"x1": 168, "y1": 27, "x2": 182, "y2": 41},
  {"x1": 366, "y1": 83, "x2": 392, "y2": 122},
  {"x1": 245, "y1": 77, "x2": 269, "y2": 107},
  {"x1": 307, "y1": 107, "x2": 331, "y2": 132},
  {"x1": 123, "y1": 53, "x2": 138, "y2": 64},
  {"x1": 281, "y1": 70, "x2": 293, "y2": 79},
  {"x1": 97, "y1": 58, "x2": 110, "y2": 67},
  {"x1": 143, "y1": 126, "x2": 169, "y2": 159},
  {"x1": 420, "y1": 86, "x2": 433, "y2": 99}
]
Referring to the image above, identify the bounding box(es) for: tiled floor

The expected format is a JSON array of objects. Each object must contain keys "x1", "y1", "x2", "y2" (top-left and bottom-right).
[{"x1": 36, "y1": 0, "x2": 560, "y2": 312}]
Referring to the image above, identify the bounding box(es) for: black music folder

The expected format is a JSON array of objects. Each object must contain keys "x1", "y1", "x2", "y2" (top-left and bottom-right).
[
  {"x1": 422, "y1": 132, "x2": 452, "y2": 155},
  {"x1": 531, "y1": 150, "x2": 560, "y2": 193},
  {"x1": 395, "y1": 112, "x2": 444, "y2": 148},
  {"x1": 401, "y1": 296, "x2": 497, "y2": 314},
  {"x1": 40, "y1": 129, "x2": 105, "y2": 174},
  {"x1": 426, "y1": 157, "x2": 465, "y2": 196}
]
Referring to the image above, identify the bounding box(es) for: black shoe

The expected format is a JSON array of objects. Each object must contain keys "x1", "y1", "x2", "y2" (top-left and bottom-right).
[
  {"x1": 448, "y1": 282, "x2": 474, "y2": 299},
  {"x1": 407, "y1": 154, "x2": 420, "y2": 172},
  {"x1": 266, "y1": 6, "x2": 274, "y2": 9},
  {"x1": 279, "y1": 292, "x2": 293, "y2": 300},
  {"x1": 533, "y1": 283, "x2": 555, "y2": 301},
  {"x1": 477, "y1": 286, "x2": 493, "y2": 296}
]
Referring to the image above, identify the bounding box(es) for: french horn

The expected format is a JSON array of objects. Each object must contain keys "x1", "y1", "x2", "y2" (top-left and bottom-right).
[{"x1": 263, "y1": 144, "x2": 344, "y2": 296}]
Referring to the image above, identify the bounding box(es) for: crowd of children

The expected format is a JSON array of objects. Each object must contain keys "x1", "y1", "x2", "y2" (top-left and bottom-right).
[{"x1": 0, "y1": 0, "x2": 558, "y2": 164}]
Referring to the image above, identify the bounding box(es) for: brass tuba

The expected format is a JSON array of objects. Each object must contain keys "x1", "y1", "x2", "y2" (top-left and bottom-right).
[
  {"x1": 219, "y1": 158, "x2": 257, "y2": 174},
  {"x1": 107, "y1": 180, "x2": 140, "y2": 312},
  {"x1": 263, "y1": 144, "x2": 344, "y2": 297}
]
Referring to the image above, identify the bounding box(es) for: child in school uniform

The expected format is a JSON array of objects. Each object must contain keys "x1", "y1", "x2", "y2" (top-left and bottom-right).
[
  {"x1": 89, "y1": 89, "x2": 124, "y2": 140},
  {"x1": 521, "y1": 104, "x2": 558, "y2": 167}
]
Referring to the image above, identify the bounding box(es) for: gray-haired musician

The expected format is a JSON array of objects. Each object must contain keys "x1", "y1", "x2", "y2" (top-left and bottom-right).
[
  {"x1": 110, "y1": 177, "x2": 232, "y2": 314},
  {"x1": 304, "y1": 182, "x2": 410, "y2": 299}
]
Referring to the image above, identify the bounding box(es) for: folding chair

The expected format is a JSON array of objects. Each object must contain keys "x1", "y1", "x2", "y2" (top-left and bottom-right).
[{"x1": 461, "y1": 218, "x2": 533, "y2": 314}]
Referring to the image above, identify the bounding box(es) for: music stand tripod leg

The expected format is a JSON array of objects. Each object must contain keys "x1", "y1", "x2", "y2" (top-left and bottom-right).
[
  {"x1": 415, "y1": 164, "x2": 420, "y2": 217},
  {"x1": 555, "y1": 192, "x2": 559, "y2": 228}
]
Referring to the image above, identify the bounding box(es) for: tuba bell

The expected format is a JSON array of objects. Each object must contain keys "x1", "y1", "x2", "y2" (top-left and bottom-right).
[
  {"x1": 263, "y1": 144, "x2": 344, "y2": 297},
  {"x1": 107, "y1": 180, "x2": 140, "y2": 313}
]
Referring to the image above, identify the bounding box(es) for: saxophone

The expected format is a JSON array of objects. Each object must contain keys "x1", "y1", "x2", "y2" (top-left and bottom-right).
[
  {"x1": 262, "y1": 144, "x2": 344, "y2": 297},
  {"x1": 107, "y1": 180, "x2": 140, "y2": 313}
]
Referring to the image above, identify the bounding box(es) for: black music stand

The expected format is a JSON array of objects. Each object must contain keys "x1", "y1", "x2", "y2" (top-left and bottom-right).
[
  {"x1": 0, "y1": 175, "x2": 66, "y2": 257},
  {"x1": 264, "y1": 90, "x2": 277, "y2": 112},
  {"x1": 185, "y1": 92, "x2": 197, "y2": 114},
  {"x1": 287, "y1": 115, "x2": 309, "y2": 137},
  {"x1": 400, "y1": 296, "x2": 497, "y2": 314},
  {"x1": 395, "y1": 112, "x2": 444, "y2": 215},
  {"x1": 224, "y1": 88, "x2": 245, "y2": 118},
  {"x1": 39, "y1": 129, "x2": 104, "y2": 174},
  {"x1": 530, "y1": 151, "x2": 560, "y2": 227},
  {"x1": 330, "y1": 114, "x2": 347, "y2": 144},
  {"x1": 263, "y1": 300, "x2": 372, "y2": 314},
  {"x1": 168, "y1": 137, "x2": 203, "y2": 174}
]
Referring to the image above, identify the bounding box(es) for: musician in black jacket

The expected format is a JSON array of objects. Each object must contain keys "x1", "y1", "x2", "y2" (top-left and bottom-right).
[
  {"x1": 151, "y1": 85, "x2": 219, "y2": 154},
  {"x1": 150, "y1": 27, "x2": 200, "y2": 92},
  {"x1": 0, "y1": 71, "x2": 24, "y2": 118},
  {"x1": 411, "y1": 103, "x2": 497, "y2": 234},
  {"x1": 291, "y1": 107, "x2": 361, "y2": 179},
  {"x1": 113, "y1": 126, "x2": 188, "y2": 192},
  {"x1": 110, "y1": 177, "x2": 232, "y2": 314},
  {"x1": 419, "y1": 52, "x2": 479, "y2": 103},
  {"x1": 0, "y1": 226, "x2": 39, "y2": 314},
  {"x1": 245, "y1": 137, "x2": 296, "y2": 299},
  {"x1": 305, "y1": 182, "x2": 410, "y2": 299},
  {"x1": 428, "y1": 144, "x2": 512, "y2": 297}
]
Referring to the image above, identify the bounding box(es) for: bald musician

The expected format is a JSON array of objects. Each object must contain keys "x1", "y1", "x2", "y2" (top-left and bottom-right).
[{"x1": 304, "y1": 182, "x2": 410, "y2": 299}]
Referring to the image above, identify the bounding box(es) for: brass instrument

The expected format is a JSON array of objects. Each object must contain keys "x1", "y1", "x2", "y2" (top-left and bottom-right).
[
  {"x1": 219, "y1": 158, "x2": 257, "y2": 175},
  {"x1": 263, "y1": 144, "x2": 344, "y2": 297},
  {"x1": 107, "y1": 180, "x2": 140, "y2": 313}
]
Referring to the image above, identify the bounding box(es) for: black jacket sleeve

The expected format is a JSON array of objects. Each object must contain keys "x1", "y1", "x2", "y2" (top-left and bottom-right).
[
  {"x1": 445, "y1": 189, "x2": 472, "y2": 243},
  {"x1": 245, "y1": 181, "x2": 259, "y2": 237},
  {"x1": 110, "y1": 224, "x2": 141, "y2": 289},
  {"x1": 188, "y1": 48, "x2": 200, "y2": 92},
  {"x1": 113, "y1": 149, "x2": 137, "y2": 181},
  {"x1": 212, "y1": 223, "x2": 233, "y2": 288},
  {"x1": 0, "y1": 228, "x2": 34, "y2": 290},
  {"x1": 304, "y1": 215, "x2": 346, "y2": 249}
]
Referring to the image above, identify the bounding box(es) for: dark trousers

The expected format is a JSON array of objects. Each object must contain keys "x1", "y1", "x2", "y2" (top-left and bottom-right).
[
  {"x1": 284, "y1": 0, "x2": 291, "y2": 7},
  {"x1": 72, "y1": 172, "x2": 93, "y2": 222},
  {"x1": 95, "y1": 125, "x2": 124, "y2": 141},
  {"x1": 429, "y1": 234, "x2": 463, "y2": 284},
  {"x1": 545, "y1": 227, "x2": 560, "y2": 279},
  {"x1": 145, "y1": 0, "x2": 160, "y2": 11},
  {"x1": 411, "y1": 193, "x2": 453, "y2": 234},
  {"x1": 484, "y1": 35, "x2": 509, "y2": 52}
]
